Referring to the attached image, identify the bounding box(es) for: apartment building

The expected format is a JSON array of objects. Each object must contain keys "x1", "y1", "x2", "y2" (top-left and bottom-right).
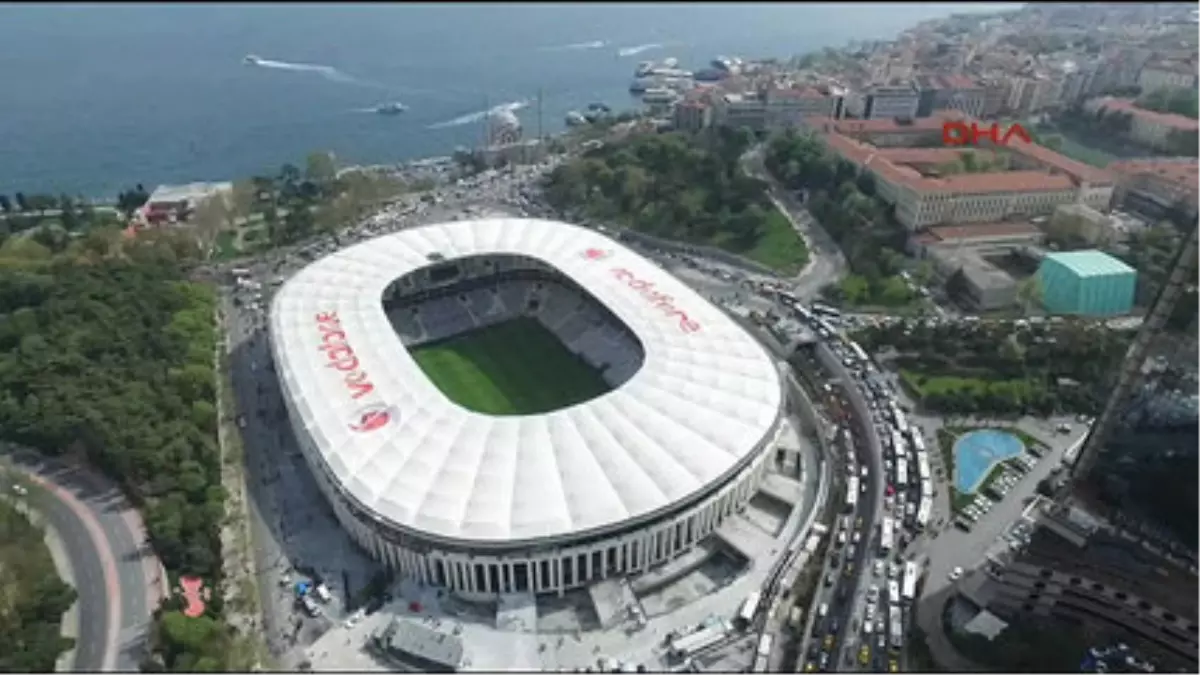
[
  {"x1": 980, "y1": 561, "x2": 1198, "y2": 665},
  {"x1": 763, "y1": 86, "x2": 836, "y2": 130},
  {"x1": 1084, "y1": 97, "x2": 1199, "y2": 152},
  {"x1": 811, "y1": 115, "x2": 1115, "y2": 230},
  {"x1": 914, "y1": 74, "x2": 987, "y2": 119},
  {"x1": 710, "y1": 92, "x2": 767, "y2": 131},
  {"x1": 673, "y1": 97, "x2": 714, "y2": 132},
  {"x1": 863, "y1": 83, "x2": 920, "y2": 120},
  {"x1": 1107, "y1": 158, "x2": 1199, "y2": 220},
  {"x1": 1137, "y1": 60, "x2": 1198, "y2": 93}
]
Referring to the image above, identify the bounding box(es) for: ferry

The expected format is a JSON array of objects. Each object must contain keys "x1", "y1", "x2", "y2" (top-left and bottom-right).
[
  {"x1": 243, "y1": 54, "x2": 264, "y2": 66},
  {"x1": 565, "y1": 111, "x2": 589, "y2": 127},
  {"x1": 641, "y1": 87, "x2": 678, "y2": 104},
  {"x1": 374, "y1": 102, "x2": 408, "y2": 116}
]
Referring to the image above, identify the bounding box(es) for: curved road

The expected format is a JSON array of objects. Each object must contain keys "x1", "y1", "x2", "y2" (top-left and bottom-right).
[{"x1": 8, "y1": 451, "x2": 161, "y2": 672}]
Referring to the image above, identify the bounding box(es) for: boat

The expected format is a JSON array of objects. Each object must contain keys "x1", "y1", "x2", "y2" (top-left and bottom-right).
[
  {"x1": 641, "y1": 87, "x2": 679, "y2": 104},
  {"x1": 661, "y1": 57, "x2": 679, "y2": 69},
  {"x1": 586, "y1": 102, "x2": 612, "y2": 113},
  {"x1": 374, "y1": 102, "x2": 408, "y2": 115},
  {"x1": 243, "y1": 54, "x2": 263, "y2": 66},
  {"x1": 629, "y1": 77, "x2": 655, "y2": 93},
  {"x1": 694, "y1": 68, "x2": 728, "y2": 83},
  {"x1": 635, "y1": 60, "x2": 656, "y2": 77},
  {"x1": 565, "y1": 111, "x2": 589, "y2": 127}
]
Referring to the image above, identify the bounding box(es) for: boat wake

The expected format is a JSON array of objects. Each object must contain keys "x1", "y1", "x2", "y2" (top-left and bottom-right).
[
  {"x1": 616, "y1": 43, "x2": 664, "y2": 57},
  {"x1": 428, "y1": 100, "x2": 529, "y2": 130},
  {"x1": 540, "y1": 40, "x2": 608, "y2": 52},
  {"x1": 246, "y1": 56, "x2": 386, "y2": 89}
]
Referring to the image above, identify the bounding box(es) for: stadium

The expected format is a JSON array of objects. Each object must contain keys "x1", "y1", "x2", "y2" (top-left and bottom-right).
[{"x1": 269, "y1": 218, "x2": 786, "y2": 597}]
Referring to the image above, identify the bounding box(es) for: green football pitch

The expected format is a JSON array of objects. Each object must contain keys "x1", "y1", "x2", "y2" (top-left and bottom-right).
[{"x1": 410, "y1": 317, "x2": 612, "y2": 416}]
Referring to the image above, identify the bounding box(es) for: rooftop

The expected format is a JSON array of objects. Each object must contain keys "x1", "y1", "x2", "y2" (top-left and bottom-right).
[
  {"x1": 1043, "y1": 250, "x2": 1136, "y2": 278},
  {"x1": 374, "y1": 618, "x2": 463, "y2": 671},
  {"x1": 1092, "y1": 97, "x2": 1200, "y2": 132}
]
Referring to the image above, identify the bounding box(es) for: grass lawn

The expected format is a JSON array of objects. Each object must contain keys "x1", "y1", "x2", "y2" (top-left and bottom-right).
[
  {"x1": 213, "y1": 231, "x2": 239, "y2": 260},
  {"x1": 716, "y1": 209, "x2": 810, "y2": 275},
  {"x1": 410, "y1": 317, "x2": 612, "y2": 416},
  {"x1": 705, "y1": 208, "x2": 811, "y2": 275}
]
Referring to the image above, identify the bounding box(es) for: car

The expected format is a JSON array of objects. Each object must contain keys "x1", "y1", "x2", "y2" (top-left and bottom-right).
[
  {"x1": 862, "y1": 619, "x2": 874, "y2": 634},
  {"x1": 886, "y1": 484, "x2": 895, "y2": 496},
  {"x1": 804, "y1": 662, "x2": 816, "y2": 673},
  {"x1": 859, "y1": 646, "x2": 871, "y2": 666},
  {"x1": 844, "y1": 563, "x2": 856, "y2": 578},
  {"x1": 825, "y1": 572, "x2": 836, "y2": 587},
  {"x1": 864, "y1": 602, "x2": 877, "y2": 622},
  {"x1": 823, "y1": 634, "x2": 835, "y2": 650},
  {"x1": 852, "y1": 530, "x2": 862, "y2": 545},
  {"x1": 949, "y1": 566, "x2": 964, "y2": 581},
  {"x1": 889, "y1": 659, "x2": 899, "y2": 673},
  {"x1": 874, "y1": 560, "x2": 885, "y2": 577},
  {"x1": 866, "y1": 584, "x2": 880, "y2": 602}
]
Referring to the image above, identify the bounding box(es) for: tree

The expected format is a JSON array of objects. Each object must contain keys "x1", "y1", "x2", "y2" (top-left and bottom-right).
[
  {"x1": 189, "y1": 195, "x2": 232, "y2": 253},
  {"x1": 304, "y1": 151, "x2": 338, "y2": 184},
  {"x1": 1016, "y1": 276, "x2": 1044, "y2": 312}
]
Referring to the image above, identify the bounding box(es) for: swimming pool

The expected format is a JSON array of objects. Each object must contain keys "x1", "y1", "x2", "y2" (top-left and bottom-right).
[{"x1": 953, "y1": 429, "x2": 1025, "y2": 494}]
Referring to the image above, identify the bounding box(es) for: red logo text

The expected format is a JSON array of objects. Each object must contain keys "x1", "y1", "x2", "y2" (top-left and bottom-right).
[
  {"x1": 316, "y1": 311, "x2": 376, "y2": 400},
  {"x1": 582, "y1": 248, "x2": 612, "y2": 261},
  {"x1": 349, "y1": 404, "x2": 394, "y2": 433},
  {"x1": 610, "y1": 268, "x2": 701, "y2": 333},
  {"x1": 942, "y1": 121, "x2": 1032, "y2": 147}
]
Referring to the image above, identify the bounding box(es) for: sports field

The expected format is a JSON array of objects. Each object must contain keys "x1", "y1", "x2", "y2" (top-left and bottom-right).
[{"x1": 410, "y1": 317, "x2": 612, "y2": 415}]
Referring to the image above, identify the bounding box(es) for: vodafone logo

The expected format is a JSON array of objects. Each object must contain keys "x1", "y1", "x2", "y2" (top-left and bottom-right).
[
  {"x1": 581, "y1": 248, "x2": 612, "y2": 261},
  {"x1": 349, "y1": 403, "x2": 396, "y2": 433}
]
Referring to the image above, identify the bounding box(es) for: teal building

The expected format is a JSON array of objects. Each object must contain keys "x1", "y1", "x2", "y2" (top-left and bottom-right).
[{"x1": 1037, "y1": 250, "x2": 1137, "y2": 316}]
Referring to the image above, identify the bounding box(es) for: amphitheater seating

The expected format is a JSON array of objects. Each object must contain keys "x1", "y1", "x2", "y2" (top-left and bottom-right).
[
  {"x1": 498, "y1": 282, "x2": 531, "y2": 316},
  {"x1": 388, "y1": 308, "x2": 428, "y2": 343},
  {"x1": 420, "y1": 297, "x2": 477, "y2": 342},
  {"x1": 392, "y1": 275, "x2": 643, "y2": 387}
]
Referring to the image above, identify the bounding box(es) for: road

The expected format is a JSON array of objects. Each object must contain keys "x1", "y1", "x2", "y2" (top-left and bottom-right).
[
  {"x1": 741, "y1": 143, "x2": 847, "y2": 296},
  {"x1": 6, "y1": 451, "x2": 161, "y2": 672}
]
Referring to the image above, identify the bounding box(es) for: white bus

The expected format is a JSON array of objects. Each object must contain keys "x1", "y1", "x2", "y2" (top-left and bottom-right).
[
  {"x1": 737, "y1": 591, "x2": 762, "y2": 629},
  {"x1": 845, "y1": 477, "x2": 860, "y2": 512},
  {"x1": 916, "y1": 496, "x2": 932, "y2": 530},
  {"x1": 920, "y1": 478, "x2": 933, "y2": 501},
  {"x1": 891, "y1": 430, "x2": 907, "y2": 457},
  {"x1": 848, "y1": 341, "x2": 869, "y2": 364},
  {"x1": 895, "y1": 457, "x2": 909, "y2": 488},
  {"x1": 917, "y1": 453, "x2": 931, "y2": 482},
  {"x1": 670, "y1": 622, "x2": 731, "y2": 659},
  {"x1": 902, "y1": 561, "x2": 919, "y2": 601},
  {"x1": 815, "y1": 318, "x2": 837, "y2": 339},
  {"x1": 880, "y1": 517, "x2": 894, "y2": 552},
  {"x1": 894, "y1": 411, "x2": 909, "y2": 436},
  {"x1": 909, "y1": 429, "x2": 926, "y2": 454},
  {"x1": 756, "y1": 634, "x2": 774, "y2": 660},
  {"x1": 812, "y1": 303, "x2": 841, "y2": 318},
  {"x1": 888, "y1": 605, "x2": 904, "y2": 650}
]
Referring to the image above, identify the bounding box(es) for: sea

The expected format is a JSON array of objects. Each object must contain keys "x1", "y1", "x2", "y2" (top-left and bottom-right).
[{"x1": 0, "y1": 3, "x2": 1019, "y2": 199}]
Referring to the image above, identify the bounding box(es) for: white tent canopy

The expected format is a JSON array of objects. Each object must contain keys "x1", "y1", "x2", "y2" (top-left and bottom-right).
[{"x1": 270, "y1": 218, "x2": 783, "y2": 543}]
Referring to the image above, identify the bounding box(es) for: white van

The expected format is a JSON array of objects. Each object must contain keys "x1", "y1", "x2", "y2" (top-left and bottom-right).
[{"x1": 817, "y1": 603, "x2": 829, "y2": 619}]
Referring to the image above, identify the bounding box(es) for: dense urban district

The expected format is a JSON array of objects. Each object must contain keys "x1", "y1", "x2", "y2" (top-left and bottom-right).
[{"x1": 0, "y1": 3, "x2": 1196, "y2": 675}]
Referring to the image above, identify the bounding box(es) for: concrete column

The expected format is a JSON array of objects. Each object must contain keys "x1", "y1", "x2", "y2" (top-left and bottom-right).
[
  {"x1": 553, "y1": 557, "x2": 563, "y2": 596},
  {"x1": 601, "y1": 547, "x2": 610, "y2": 580},
  {"x1": 584, "y1": 549, "x2": 592, "y2": 582},
  {"x1": 505, "y1": 563, "x2": 514, "y2": 593},
  {"x1": 480, "y1": 563, "x2": 491, "y2": 594},
  {"x1": 531, "y1": 559, "x2": 541, "y2": 592}
]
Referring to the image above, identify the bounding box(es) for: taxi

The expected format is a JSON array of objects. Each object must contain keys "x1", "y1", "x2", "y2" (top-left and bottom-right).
[{"x1": 858, "y1": 645, "x2": 871, "y2": 666}]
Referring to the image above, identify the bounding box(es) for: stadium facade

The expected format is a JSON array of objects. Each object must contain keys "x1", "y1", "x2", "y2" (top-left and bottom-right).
[{"x1": 269, "y1": 218, "x2": 786, "y2": 596}]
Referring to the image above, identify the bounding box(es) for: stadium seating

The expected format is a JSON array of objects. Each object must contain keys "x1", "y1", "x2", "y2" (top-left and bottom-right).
[{"x1": 391, "y1": 271, "x2": 644, "y2": 387}]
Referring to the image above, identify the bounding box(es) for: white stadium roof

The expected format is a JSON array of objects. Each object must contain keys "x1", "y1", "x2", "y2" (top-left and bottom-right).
[{"x1": 270, "y1": 218, "x2": 783, "y2": 544}]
